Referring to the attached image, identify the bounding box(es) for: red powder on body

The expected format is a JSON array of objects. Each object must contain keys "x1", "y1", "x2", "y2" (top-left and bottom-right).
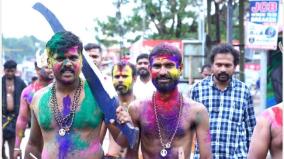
[
  {"x1": 155, "y1": 89, "x2": 179, "y2": 111},
  {"x1": 272, "y1": 107, "x2": 282, "y2": 126}
]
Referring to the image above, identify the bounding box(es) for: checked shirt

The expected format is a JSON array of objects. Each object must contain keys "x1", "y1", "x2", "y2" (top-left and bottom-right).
[{"x1": 190, "y1": 76, "x2": 256, "y2": 159}]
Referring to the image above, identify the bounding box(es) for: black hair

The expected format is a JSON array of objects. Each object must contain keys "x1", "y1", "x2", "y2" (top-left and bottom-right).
[
  {"x1": 149, "y1": 43, "x2": 182, "y2": 66},
  {"x1": 46, "y1": 31, "x2": 83, "y2": 57},
  {"x1": 4, "y1": 60, "x2": 17, "y2": 69},
  {"x1": 112, "y1": 61, "x2": 137, "y2": 77},
  {"x1": 201, "y1": 64, "x2": 211, "y2": 73},
  {"x1": 32, "y1": 76, "x2": 38, "y2": 82},
  {"x1": 136, "y1": 53, "x2": 149, "y2": 63},
  {"x1": 84, "y1": 43, "x2": 102, "y2": 53},
  {"x1": 210, "y1": 43, "x2": 240, "y2": 66}
]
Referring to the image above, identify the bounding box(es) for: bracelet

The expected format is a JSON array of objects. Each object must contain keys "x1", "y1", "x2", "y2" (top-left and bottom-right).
[{"x1": 14, "y1": 148, "x2": 21, "y2": 151}]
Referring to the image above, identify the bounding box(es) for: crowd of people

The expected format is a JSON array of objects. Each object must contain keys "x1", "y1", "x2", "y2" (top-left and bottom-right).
[{"x1": 2, "y1": 31, "x2": 282, "y2": 159}]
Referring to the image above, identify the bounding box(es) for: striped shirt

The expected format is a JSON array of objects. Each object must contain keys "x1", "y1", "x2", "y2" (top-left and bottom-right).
[{"x1": 190, "y1": 76, "x2": 256, "y2": 159}]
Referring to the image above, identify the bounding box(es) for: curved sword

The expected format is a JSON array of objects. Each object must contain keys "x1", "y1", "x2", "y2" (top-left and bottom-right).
[{"x1": 33, "y1": 2, "x2": 65, "y2": 33}]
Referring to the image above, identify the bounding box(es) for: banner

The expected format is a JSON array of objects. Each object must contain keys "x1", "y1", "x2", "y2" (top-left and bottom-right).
[{"x1": 246, "y1": 0, "x2": 280, "y2": 50}]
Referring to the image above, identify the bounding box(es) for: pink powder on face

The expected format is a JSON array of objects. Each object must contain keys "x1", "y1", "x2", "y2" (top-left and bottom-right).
[{"x1": 68, "y1": 46, "x2": 79, "y2": 54}]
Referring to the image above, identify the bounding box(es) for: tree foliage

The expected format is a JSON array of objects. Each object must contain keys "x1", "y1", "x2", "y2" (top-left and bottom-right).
[
  {"x1": 94, "y1": 0, "x2": 200, "y2": 48},
  {"x1": 2, "y1": 36, "x2": 45, "y2": 63},
  {"x1": 206, "y1": 0, "x2": 244, "y2": 45}
]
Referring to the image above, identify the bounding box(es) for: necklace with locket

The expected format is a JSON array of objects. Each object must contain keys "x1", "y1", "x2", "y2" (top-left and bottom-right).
[
  {"x1": 152, "y1": 92, "x2": 183, "y2": 158},
  {"x1": 50, "y1": 79, "x2": 82, "y2": 136}
]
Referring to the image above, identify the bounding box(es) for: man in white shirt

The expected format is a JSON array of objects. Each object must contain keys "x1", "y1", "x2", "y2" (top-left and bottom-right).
[{"x1": 133, "y1": 53, "x2": 156, "y2": 100}]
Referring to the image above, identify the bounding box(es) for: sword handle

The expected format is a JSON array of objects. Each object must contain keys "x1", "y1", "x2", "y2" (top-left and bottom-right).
[{"x1": 115, "y1": 122, "x2": 139, "y2": 149}]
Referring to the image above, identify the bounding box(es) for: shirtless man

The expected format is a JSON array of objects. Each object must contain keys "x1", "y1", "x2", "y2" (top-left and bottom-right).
[
  {"x1": 24, "y1": 31, "x2": 128, "y2": 159},
  {"x1": 13, "y1": 52, "x2": 53, "y2": 159},
  {"x1": 248, "y1": 102, "x2": 283, "y2": 159},
  {"x1": 120, "y1": 43, "x2": 212, "y2": 159},
  {"x1": 103, "y1": 62, "x2": 137, "y2": 159},
  {"x1": 2, "y1": 60, "x2": 27, "y2": 159}
]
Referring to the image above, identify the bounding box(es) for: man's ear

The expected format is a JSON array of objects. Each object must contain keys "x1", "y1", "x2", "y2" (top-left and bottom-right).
[
  {"x1": 148, "y1": 65, "x2": 152, "y2": 71},
  {"x1": 179, "y1": 63, "x2": 183, "y2": 73},
  {"x1": 47, "y1": 58, "x2": 52, "y2": 69}
]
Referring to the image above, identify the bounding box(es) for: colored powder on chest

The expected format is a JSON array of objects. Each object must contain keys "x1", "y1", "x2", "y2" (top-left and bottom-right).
[
  {"x1": 38, "y1": 90, "x2": 53, "y2": 130},
  {"x1": 272, "y1": 107, "x2": 282, "y2": 126}
]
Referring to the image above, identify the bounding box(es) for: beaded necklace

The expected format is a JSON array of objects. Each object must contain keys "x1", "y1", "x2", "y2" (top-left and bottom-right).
[
  {"x1": 50, "y1": 79, "x2": 82, "y2": 136},
  {"x1": 153, "y1": 91, "x2": 183, "y2": 157}
]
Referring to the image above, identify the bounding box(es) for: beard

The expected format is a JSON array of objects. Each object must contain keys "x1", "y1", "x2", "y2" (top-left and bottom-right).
[
  {"x1": 215, "y1": 72, "x2": 231, "y2": 82},
  {"x1": 138, "y1": 68, "x2": 150, "y2": 78},
  {"x1": 115, "y1": 84, "x2": 131, "y2": 95},
  {"x1": 152, "y1": 75, "x2": 179, "y2": 93},
  {"x1": 39, "y1": 70, "x2": 53, "y2": 81},
  {"x1": 6, "y1": 76, "x2": 14, "y2": 80}
]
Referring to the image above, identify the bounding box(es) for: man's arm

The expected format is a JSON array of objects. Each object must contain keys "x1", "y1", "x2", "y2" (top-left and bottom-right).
[
  {"x1": 24, "y1": 110, "x2": 43, "y2": 159},
  {"x1": 106, "y1": 105, "x2": 131, "y2": 148},
  {"x1": 14, "y1": 90, "x2": 30, "y2": 159},
  {"x1": 247, "y1": 116, "x2": 270, "y2": 159},
  {"x1": 107, "y1": 102, "x2": 140, "y2": 158},
  {"x1": 124, "y1": 102, "x2": 140, "y2": 159},
  {"x1": 195, "y1": 104, "x2": 212, "y2": 159},
  {"x1": 99, "y1": 121, "x2": 107, "y2": 144}
]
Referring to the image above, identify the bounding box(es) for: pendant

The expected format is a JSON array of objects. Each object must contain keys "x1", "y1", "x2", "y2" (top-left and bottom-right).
[
  {"x1": 165, "y1": 143, "x2": 171, "y2": 149},
  {"x1": 59, "y1": 128, "x2": 66, "y2": 136},
  {"x1": 160, "y1": 148, "x2": 167, "y2": 157}
]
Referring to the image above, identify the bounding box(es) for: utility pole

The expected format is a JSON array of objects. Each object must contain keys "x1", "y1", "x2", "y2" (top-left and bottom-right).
[
  {"x1": 239, "y1": 0, "x2": 245, "y2": 82},
  {"x1": 227, "y1": 0, "x2": 233, "y2": 43}
]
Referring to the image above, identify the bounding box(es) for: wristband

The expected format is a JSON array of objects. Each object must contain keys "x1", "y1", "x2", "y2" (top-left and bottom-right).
[{"x1": 14, "y1": 148, "x2": 21, "y2": 151}]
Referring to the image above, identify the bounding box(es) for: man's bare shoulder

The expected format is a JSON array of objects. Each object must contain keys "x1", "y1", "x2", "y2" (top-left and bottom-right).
[
  {"x1": 30, "y1": 84, "x2": 51, "y2": 110},
  {"x1": 129, "y1": 97, "x2": 152, "y2": 110},
  {"x1": 259, "y1": 103, "x2": 283, "y2": 128},
  {"x1": 21, "y1": 83, "x2": 33, "y2": 95},
  {"x1": 267, "y1": 103, "x2": 283, "y2": 114},
  {"x1": 183, "y1": 96, "x2": 208, "y2": 113},
  {"x1": 128, "y1": 97, "x2": 152, "y2": 120}
]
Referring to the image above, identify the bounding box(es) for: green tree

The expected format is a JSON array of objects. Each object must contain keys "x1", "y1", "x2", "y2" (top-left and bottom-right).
[
  {"x1": 94, "y1": 0, "x2": 200, "y2": 48},
  {"x1": 2, "y1": 36, "x2": 45, "y2": 63},
  {"x1": 206, "y1": 0, "x2": 244, "y2": 45}
]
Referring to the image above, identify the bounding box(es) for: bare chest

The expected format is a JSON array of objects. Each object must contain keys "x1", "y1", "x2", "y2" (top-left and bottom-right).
[{"x1": 139, "y1": 104, "x2": 194, "y2": 140}]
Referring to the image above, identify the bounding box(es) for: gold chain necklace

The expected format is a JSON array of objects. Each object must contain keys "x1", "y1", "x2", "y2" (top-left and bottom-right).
[
  {"x1": 50, "y1": 79, "x2": 82, "y2": 136},
  {"x1": 152, "y1": 92, "x2": 183, "y2": 157}
]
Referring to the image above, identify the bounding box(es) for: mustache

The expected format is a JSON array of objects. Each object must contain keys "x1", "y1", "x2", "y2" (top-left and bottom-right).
[
  {"x1": 218, "y1": 72, "x2": 229, "y2": 77},
  {"x1": 156, "y1": 75, "x2": 172, "y2": 80},
  {"x1": 115, "y1": 84, "x2": 125, "y2": 89},
  {"x1": 60, "y1": 67, "x2": 75, "y2": 74},
  {"x1": 138, "y1": 67, "x2": 149, "y2": 73},
  {"x1": 138, "y1": 67, "x2": 148, "y2": 71}
]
